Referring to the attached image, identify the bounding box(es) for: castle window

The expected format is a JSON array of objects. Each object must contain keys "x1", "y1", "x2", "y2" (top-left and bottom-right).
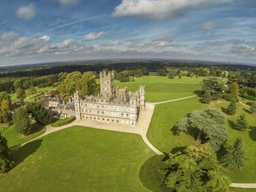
[
  {"x1": 97, "y1": 111, "x2": 99, "y2": 114},
  {"x1": 107, "y1": 119, "x2": 109, "y2": 121},
  {"x1": 90, "y1": 117, "x2": 92, "y2": 119},
  {"x1": 117, "y1": 120, "x2": 119, "y2": 123},
  {"x1": 126, "y1": 114, "x2": 129, "y2": 117},
  {"x1": 102, "y1": 111, "x2": 104, "y2": 114},
  {"x1": 94, "y1": 117, "x2": 96, "y2": 120}
]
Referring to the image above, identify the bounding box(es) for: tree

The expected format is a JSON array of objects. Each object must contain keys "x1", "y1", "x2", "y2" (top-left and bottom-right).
[
  {"x1": 164, "y1": 144, "x2": 231, "y2": 191},
  {"x1": 201, "y1": 77, "x2": 226, "y2": 101},
  {"x1": 13, "y1": 107, "x2": 31, "y2": 135},
  {"x1": 226, "y1": 101, "x2": 237, "y2": 115},
  {"x1": 175, "y1": 108, "x2": 229, "y2": 151},
  {"x1": 228, "y1": 82, "x2": 239, "y2": 98},
  {"x1": 235, "y1": 114, "x2": 248, "y2": 131},
  {"x1": 1, "y1": 99, "x2": 10, "y2": 123},
  {"x1": 26, "y1": 102, "x2": 50, "y2": 125},
  {"x1": 64, "y1": 71, "x2": 82, "y2": 95},
  {"x1": 76, "y1": 72, "x2": 99, "y2": 96},
  {"x1": 200, "y1": 90, "x2": 212, "y2": 104},
  {"x1": 16, "y1": 88, "x2": 26, "y2": 104},
  {"x1": 222, "y1": 137, "x2": 246, "y2": 170},
  {"x1": 250, "y1": 102, "x2": 256, "y2": 113},
  {"x1": 0, "y1": 134, "x2": 15, "y2": 173}
]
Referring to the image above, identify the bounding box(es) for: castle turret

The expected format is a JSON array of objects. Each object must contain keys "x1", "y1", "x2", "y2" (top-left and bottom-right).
[
  {"x1": 129, "y1": 93, "x2": 138, "y2": 126},
  {"x1": 74, "y1": 91, "x2": 81, "y2": 120},
  {"x1": 100, "y1": 69, "x2": 115, "y2": 98},
  {"x1": 139, "y1": 85, "x2": 145, "y2": 110}
]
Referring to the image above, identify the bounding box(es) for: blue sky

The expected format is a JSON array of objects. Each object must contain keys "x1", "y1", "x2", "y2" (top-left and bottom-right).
[{"x1": 0, "y1": 0, "x2": 255, "y2": 66}]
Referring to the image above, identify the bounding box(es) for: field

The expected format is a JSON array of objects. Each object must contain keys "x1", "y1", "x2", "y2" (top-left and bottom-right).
[
  {"x1": 147, "y1": 96, "x2": 256, "y2": 184},
  {"x1": 115, "y1": 76, "x2": 202, "y2": 102},
  {"x1": 1, "y1": 122, "x2": 46, "y2": 148},
  {"x1": 0, "y1": 127, "x2": 154, "y2": 192},
  {"x1": 1, "y1": 75, "x2": 255, "y2": 191}
]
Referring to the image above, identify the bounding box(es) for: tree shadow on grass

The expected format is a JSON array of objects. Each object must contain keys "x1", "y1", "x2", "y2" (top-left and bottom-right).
[
  {"x1": 11, "y1": 139, "x2": 42, "y2": 167},
  {"x1": 30, "y1": 123, "x2": 45, "y2": 134},
  {"x1": 249, "y1": 126, "x2": 256, "y2": 142},
  {"x1": 170, "y1": 125, "x2": 178, "y2": 135},
  {"x1": 216, "y1": 145, "x2": 227, "y2": 162},
  {"x1": 228, "y1": 120, "x2": 236, "y2": 130},
  {"x1": 242, "y1": 108, "x2": 252, "y2": 114},
  {"x1": 193, "y1": 90, "x2": 202, "y2": 97},
  {"x1": 221, "y1": 107, "x2": 227, "y2": 114},
  {"x1": 170, "y1": 146, "x2": 186, "y2": 154}
]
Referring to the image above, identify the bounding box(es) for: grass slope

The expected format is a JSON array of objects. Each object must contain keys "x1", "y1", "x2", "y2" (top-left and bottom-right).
[
  {"x1": 0, "y1": 126, "x2": 154, "y2": 192},
  {"x1": 147, "y1": 96, "x2": 256, "y2": 185},
  {"x1": 2, "y1": 122, "x2": 46, "y2": 148},
  {"x1": 115, "y1": 76, "x2": 201, "y2": 102}
]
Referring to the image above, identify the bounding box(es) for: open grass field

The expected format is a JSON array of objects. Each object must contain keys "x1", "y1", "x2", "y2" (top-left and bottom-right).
[
  {"x1": 115, "y1": 76, "x2": 202, "y2": 102},
  {"x1": 147, "y1": 96, "x2": 256, "y2": 185},
  {"x1": 1, "y1": 122, "x2": 46, "y2": 148},
  {"x1": 0, "y1": 126, "x2": 154, "y2": 192}
]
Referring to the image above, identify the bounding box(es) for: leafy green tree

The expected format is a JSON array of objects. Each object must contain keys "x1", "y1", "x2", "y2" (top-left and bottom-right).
[
  {"x1": 13, "y1": 107, "x2": 31, "y2": 135},
  {"x1": 229, "y1": 82, "x2": 239, "y2": 98},
  {"x1": 16, "y1": 88, "x2": 26, "y2": 104},
  {"x1": 13, "y1": 79, "x2": 24, "y2": 90},
  {"x1": 157, "y1": 69, "x2": 167, "y2": 76},
  {"x1": 64, "y1": 71, "x2": 82, "y2": 95},
  {"x1": 250, "y1": 102, "x2": 256, "y2": 113},
  {"x1": 226, "y1": 101, "x2": 237, "y2": 115},
  {"x1": 0, "y1": 92, "x2": 11, "y2": 106},
  {"x1": 76, "y1": 72, "x2": 99, "y2": 96},
  {"x1": 27, "y1": 102, "x2": 50, "y2": 125},
  {"x1": 175, "y1": 108, "x2": 229, "y2": 151},
  {"x1": 201, "y1": 77, "x2": 226, "y2": 100},
  {"x1": 222, "y1": 137, "x2": 246, "y2": 170},
  {"x1": 200, "y1": 90, "x2": 212, "y2": 104},
  {"x1": 235, "y1": 114, "x2": 248, "y2": 131},
  {"x1": 0, "y1": 134, "x2": 15, "y2": 173},
  {"x1": 1, "y1": 99, "x2": 10, "y2": 123},
  {"x1": 164, "y1": 143, "x2": 231, "y2": 191}
]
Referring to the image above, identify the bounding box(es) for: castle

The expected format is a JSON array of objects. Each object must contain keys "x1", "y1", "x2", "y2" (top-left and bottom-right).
[{"x1": 74, "y1": 69, "x2": 145, "y2": 126}]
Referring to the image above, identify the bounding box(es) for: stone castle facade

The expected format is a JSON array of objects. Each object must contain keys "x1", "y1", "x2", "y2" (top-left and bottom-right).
[{"x1": 74, "y1": 69, "x2": 145, "y2": 126}]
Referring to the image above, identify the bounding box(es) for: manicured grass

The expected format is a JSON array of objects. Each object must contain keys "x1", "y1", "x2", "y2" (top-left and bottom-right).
[
  {"x1": 0, "y1": 126, "x2": 155, "y2": 192},
  {"x1": 51, "y1": 117, "x2": 75, "y2": 127},
  {"x1": 1, "y1": 122, "x2": 46, "y2": 148},
  {"x1": 147, "y1": 96, "x2": 256, "y2": 185},
  {"x1": 147, "y1": 96, "x2": 207, "y2": 153},
  {"x1": 115, "y1": 76, "x2": 202, "y2": 102}
]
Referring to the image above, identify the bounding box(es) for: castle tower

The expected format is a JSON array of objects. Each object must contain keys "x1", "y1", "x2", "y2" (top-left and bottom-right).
[
  {"x1": 129, "y1": 93, "x2": 138, "y2": 126},
  {"x1": 139, "y1": 85, "x2": 145, "y2": 110},
  {"x1": 100, "y1": 69, "x2": 115, "y2": 98},
  {"x1": 74, "y1": 91, "x2": 81, "y2": 120}
]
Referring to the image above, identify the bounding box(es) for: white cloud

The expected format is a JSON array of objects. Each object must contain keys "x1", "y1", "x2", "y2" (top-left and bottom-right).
[
  {"x1": 84, "y1": 32, "x2": 107, "y2": 41},
  {"x1": 205, "y1": 39, "x2": 244, "y2": 46},
  {"x1": 0, "y1": 32, "x2": 19, "y2": 46},
  {"x1": 100, "y1": 40, "x2": 122, "y2": 47},
  {"x1": 202, "y1": 21, "x2": 214, "y2": 31},
  {"x1": 57, "y1": 39, "x2": 76, "y2": 49},
  {"x1": 17, "y1": 4, "x2": 35, "y2": 20},
  {"x1": 112, "y1": 0, "x2": 232, "y2": 19},
  {"x1": 231, "y1": 44, "x2": 256, "y2": 54},
  {"x1": 59, "y1": 0, "x2": 78, "y2": 6}
]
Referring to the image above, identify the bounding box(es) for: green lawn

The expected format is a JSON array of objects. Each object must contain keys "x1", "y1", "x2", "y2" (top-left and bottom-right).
[
  {"x1": 51, "y1": 117, "x2": 75, "y2": 127},
  {"x1": 1, "y1": 122, "x2": 46, "y2": 148},
  {"x1": 115, "y1": 76, "x2": 202, "y2": 102},
  {"x1": 0, "y1": 127, "x2": 154, "y2": 192},
  {"x1": 147, "y1": 96, "x2": 256, "y2": 186}
]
